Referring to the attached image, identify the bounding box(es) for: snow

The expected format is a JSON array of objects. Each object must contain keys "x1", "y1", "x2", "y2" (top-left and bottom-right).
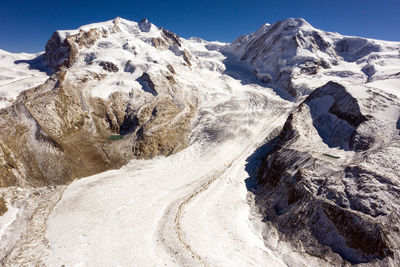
[
  {"x1": 45, "y1": 112, "x2": 290, "y2": 266},
  {"x1": 368, "y1": 79, "x2": 400, "y2": 98},
  {"x1": 0, "y1": 205, "x2": 19, "y2": 239},
  {"x1": 58, "y1": 18, "x2": 198, "y2": 101},
  {"x1": 0, "y1": 50, "x2": 49, "y2": 109},
  {"x1": 56, "y1": 19, "x2": 117, "y2": 43}
]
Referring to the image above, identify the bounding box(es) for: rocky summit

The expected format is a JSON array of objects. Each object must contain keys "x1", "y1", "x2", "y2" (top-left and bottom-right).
[{"x1": 0, "y1": 17, "x2": 399, "y2": 266}]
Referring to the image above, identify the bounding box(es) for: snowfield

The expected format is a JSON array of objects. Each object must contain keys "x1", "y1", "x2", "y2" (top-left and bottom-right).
[{"x1": 0, "y1": 50, "x2": 49, "y2": 109}]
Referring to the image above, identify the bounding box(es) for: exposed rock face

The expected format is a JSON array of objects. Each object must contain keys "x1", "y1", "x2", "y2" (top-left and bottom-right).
[
  {"x1": 129, "y1": 95, "x2": 195, "y2": 158},
  {"x1": 0, "y1": 197, "x2": 7, "y2": 215},
  {"x1": 182, "y1": 49, "x2": 192, "y2": 67},
  {"x1": 138, "y1": 18, "x2": 151, "y2": 32},
  {"x1": 98, "y1": 61, "x2": 119, "y2": 72},
  {"x1": 44, "y1": 18, "x2": 121, "y2": 70},
  {"x1": 150, "y1": 26, "x2": 193, "y2": 67},
  {"x1": 162, "y1": 29, "x2": 182, "y2": 47},
  {"x1": 152, "y1": 29, "x2": 182, "y2": 50},
  {"x1": 0, "y1": 18, "x2": 197, "y2": 187},
  {"x1": 255, "y1": 81, "x2": 400, "y2": 265},
  {"x1": 138, "y1": 72, "x2": 156, "y2": 94},
  {"x1": 167, "y1": 64, "x2": 176, "y2": 74}
]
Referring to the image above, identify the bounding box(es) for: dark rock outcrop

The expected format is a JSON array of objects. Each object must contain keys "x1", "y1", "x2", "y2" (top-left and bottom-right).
[
  {"x1": 0, "y1": 197, "x2": 7, "y2": 215},
  {"x1": 139, "y1": 18, "x2": 151, "y2": 32},
  {"x1": 162, "y1": 29, "x2": 182, "y2": 47},
  {"x1": 98, "y1": 61, "x2": 119, "y2": 72},
  {"x1": 138, "y1": 72, "x2": 157, "y2": 94}
]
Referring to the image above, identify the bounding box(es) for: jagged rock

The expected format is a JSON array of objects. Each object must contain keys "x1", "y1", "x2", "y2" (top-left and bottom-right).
[
  {"x1": 165, "y1": 75, "x2": 175, "y2": 84},
  {"x1": 162, "y1": 29, "x2": 182, "y2": 47},
  {"x1": 124, "y1": 60, "x2": 135, "y2": 73},
  {"x1": 152, "y1": 37, "x2": 168, "y2": 50},
  {"x1": 139, "y1": 18, "x2": 151, "y2": 32},
  {"x1": 167, "y1": 63, "x2": 176, "y2": 74},
  {"x1": 138, "y1": 72, "x2": 156, "y2": 94},
  {"x1": 183, "y1": 49, "x2": 192, "y2": 67},
  {"x1": 0, "y1": 197, "x2": 7, "y2": 215},
  {"x1": 152, "y1": 29, "x2": 183, "y2": 51},
  {"x1": 131, "y1": 96, "x2": 195, "y2": 158},
  {"x1": 98, "y1": 61, "x2": 119, "y2": 72}
]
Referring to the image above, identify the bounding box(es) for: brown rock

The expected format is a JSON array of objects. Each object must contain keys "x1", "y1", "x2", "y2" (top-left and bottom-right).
[{"x1": 0, "y1": 197, "x2": 7, "y2": 216}]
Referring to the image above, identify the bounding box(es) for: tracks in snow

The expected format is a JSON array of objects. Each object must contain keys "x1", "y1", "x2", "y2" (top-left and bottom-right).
[
  {"x1": 1, "y1": 186, "x2": 66, "y2": 266},
  {"x1": 174, "y1": 165, "x2": 231, "y2": 265},
  {"x1": 157, "y1": 107, "x2": 292, "y2": 266},
  {"x1": 155, "y1": 159, "x2": 234, "y2": 266}
]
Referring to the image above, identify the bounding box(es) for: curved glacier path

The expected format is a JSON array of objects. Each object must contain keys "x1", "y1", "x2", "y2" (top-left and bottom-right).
[{"x1": 42, "y1": 56, "x2": 293, "y2": 266}]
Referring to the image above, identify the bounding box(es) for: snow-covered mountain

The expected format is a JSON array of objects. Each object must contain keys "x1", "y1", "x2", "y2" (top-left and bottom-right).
[
  {"x1": 0, "y1": 18, "x2": 205, "y2": 186},
  {"x1": 227, "y1": 18, "x2": 400, "y2": 98},
  {"x1": 0, "y1": 17, "x2": 399, "y2": 266}
]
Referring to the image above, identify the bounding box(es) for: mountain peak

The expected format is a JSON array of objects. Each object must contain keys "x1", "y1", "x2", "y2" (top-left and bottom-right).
[
  {"x1": 140, "y1": 18, "x2": 149, "y2": 24},
  {"x1": 266, "y1": 17, "x2": 314, "y2": 35},
  {"x1": 139, "y1": 18, "x2": 152, "y2": 32},
  {"x1": 281, "y1": 18, "x2": 312, "y2": 28}
]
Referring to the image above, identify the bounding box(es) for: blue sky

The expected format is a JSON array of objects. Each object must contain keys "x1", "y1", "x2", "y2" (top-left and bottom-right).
[{"x1": 1, "y1": 0, "x2": 400, "y2": 53}]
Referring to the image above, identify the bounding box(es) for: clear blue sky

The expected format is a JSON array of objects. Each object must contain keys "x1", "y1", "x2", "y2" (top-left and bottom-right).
[{"x1": 1, "y1": 0, "x2": 399, "y2": 53}]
